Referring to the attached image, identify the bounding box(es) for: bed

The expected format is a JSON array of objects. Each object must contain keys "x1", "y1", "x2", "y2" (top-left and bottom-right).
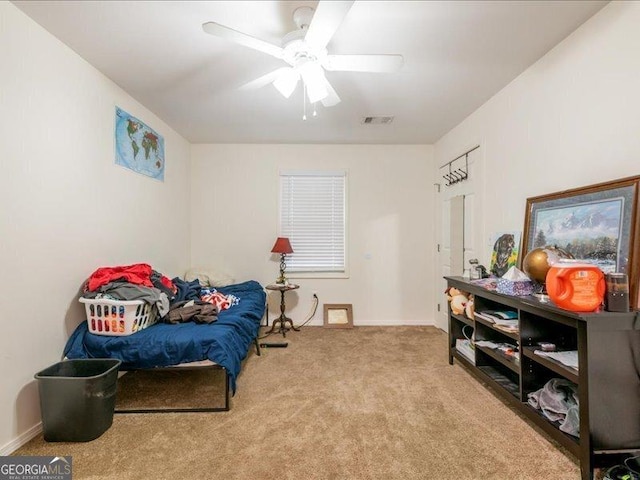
[{"x1": 63, "y1": 280, "x2": 266, "y2": 412}]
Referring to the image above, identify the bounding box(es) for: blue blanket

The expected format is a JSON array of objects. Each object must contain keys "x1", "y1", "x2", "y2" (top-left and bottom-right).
[{"x1": 64, "y1": 280, "x2": 265, "y2": 392}]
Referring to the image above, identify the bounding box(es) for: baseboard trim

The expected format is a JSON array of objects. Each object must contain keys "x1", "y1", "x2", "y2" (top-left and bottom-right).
[{"x1": 0, "y1": 423, "x2": 42, "y2": 456}]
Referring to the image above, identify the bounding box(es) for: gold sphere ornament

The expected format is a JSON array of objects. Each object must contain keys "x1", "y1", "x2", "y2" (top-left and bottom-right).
[{"x1": 522, "y1": 246, "x2": 574, "y2": 284}]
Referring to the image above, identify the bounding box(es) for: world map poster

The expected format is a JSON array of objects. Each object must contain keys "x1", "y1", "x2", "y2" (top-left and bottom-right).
[{"x1": 115, "y1": 107, "x2": 165, "y2": 181}]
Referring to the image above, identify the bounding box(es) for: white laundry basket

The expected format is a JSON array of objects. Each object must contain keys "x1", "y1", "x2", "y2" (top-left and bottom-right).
[{"x1": 79, "y1": 297, "x2": 158, "y2": 336}]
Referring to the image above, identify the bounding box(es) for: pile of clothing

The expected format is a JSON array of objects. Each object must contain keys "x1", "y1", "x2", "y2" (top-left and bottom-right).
[
  {"x1": 167, "y1": 277, "x2": 239, "y2": 324},
  {"x1": 527, "y1": 378, "x2": 579, "y2": 437},
  {"x1": 82, "y1": 263, "x2": 239, "y2": 324}
]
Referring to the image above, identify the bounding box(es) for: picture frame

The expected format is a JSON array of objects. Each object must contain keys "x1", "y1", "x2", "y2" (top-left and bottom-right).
[
  {"x1": 323, "y1": 304, "x2": 353, "y2": 329},
  {"x1": 489, "y1": 231, "x2": 522, "y2": 277},
  {"x1": 522, "y1": 175, "x2": 640, "y2": 307}
]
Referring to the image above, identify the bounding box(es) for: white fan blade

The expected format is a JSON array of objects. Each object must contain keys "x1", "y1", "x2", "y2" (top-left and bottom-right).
[
  {"x1": 320, "y1": 78, "x2": 341, "y2": 107},
  {"x1": 202, "y1": 22, "x2": 284, "y2": 59},
  {"x1": 239, "y1": 68, "x2": 290, "y2": 91},
  {"x1": 324, "y1": 54, "x2": 404, "y2": 73},
  {"x1": 304, "y1": 1, "x2": 355, "y2": 50}
]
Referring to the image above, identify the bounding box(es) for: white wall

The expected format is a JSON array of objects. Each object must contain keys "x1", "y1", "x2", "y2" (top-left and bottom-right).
[
  {"x1": 434, "y1": 1, "x2": 640, "y2": 267},
  {"x1": 190, "y1": 144, "x2": 434, "y2": 326},
  {"x1": 0, "y1": 3, "x2": 191, "y2": 453}
]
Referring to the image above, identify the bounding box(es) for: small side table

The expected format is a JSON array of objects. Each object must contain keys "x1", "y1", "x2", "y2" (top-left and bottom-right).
[{"x1": 265, "y1": 283, "x2": 300, "y2": 337}]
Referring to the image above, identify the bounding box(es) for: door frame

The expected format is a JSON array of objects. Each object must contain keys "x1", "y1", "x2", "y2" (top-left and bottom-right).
[{"x1": 434, "y1": 145, "x2": 483, "y2": 332}]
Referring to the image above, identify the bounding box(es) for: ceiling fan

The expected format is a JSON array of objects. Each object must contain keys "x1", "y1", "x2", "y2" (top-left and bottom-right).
[{"x1": 202, "y1": 1, "x2": 404, "y2": 107}]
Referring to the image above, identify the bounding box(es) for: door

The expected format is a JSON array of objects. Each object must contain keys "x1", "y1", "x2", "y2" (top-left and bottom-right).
[{"x1": 434, "y1": 148, "x2": 481, "y2": 332}]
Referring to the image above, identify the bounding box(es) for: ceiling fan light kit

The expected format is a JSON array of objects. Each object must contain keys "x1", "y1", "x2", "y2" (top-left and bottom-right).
[
  {"x1": 272, "y1": 68, "x2": 300, "y2": 99},
  {"x1": 202, "y1": 1, "x2": 404, "y2": 114},
  {"x1": 298, "y1": 61, "x2": 328, "y2": 104}
]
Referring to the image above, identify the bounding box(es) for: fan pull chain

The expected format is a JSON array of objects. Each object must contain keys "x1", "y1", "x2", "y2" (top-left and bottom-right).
[
  {"x1": 313, "y1": 103, "x2": 317, "y2": 117},
  {"x1": 302, "y1": 83, "x2": 307, "y2": 121}
]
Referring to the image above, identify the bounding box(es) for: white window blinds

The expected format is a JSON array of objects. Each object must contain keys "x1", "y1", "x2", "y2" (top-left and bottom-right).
[{"x1": 280, "y1": 171, "x2": 346, "y2": 273}]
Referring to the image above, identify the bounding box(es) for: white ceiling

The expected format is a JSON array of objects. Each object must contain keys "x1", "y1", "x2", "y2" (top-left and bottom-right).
[{"x1": 13, "y1": 0, "x2": 608, "y2": 145}]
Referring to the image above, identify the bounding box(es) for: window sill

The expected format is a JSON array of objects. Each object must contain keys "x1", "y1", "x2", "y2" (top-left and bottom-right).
[{"x1": 287, "y1": 272, "x2": 349, "y2": 280}]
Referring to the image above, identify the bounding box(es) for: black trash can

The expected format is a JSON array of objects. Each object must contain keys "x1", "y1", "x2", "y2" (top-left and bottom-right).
[{"x1": 35, "y1": 359, "x2": 121, "y2": 442}]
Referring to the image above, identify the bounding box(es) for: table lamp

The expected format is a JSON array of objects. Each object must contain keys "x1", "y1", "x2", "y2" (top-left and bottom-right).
[{"x1": 271, "y1": 237, "x2": 293, "y2": 284}]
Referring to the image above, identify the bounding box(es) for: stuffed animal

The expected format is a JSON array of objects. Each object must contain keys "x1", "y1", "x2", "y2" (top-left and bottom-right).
[
  {"x1": 465, "y1": 294, "x2": 475, "y2": 320},
  {"x1": 445, "y1": 287, "x2": 469, "y2": 316}
]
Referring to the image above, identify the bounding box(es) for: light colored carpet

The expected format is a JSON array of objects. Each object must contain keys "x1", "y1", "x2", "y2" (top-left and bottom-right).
[
  {"x1": 15, "y1": 326, "x2": 580, "y2": 479},
  {"x1": 115, "y1": 367, "x2": 227, "y2": 411}
]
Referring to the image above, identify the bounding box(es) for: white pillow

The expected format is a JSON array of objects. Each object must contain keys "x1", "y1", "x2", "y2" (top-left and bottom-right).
[{"x1": 184, "y1": 268, "x2": 235, "y2": 288}]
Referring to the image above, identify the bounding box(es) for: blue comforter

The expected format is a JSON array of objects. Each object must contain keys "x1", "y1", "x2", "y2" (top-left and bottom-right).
[{"x1": 64, "y1": 280, "x2": 265, "y2": 392}]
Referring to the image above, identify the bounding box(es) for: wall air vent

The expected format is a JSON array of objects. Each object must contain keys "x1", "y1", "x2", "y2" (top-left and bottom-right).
[{"x1": 361, "y1": 116, "x2": 394, "y2": 125}]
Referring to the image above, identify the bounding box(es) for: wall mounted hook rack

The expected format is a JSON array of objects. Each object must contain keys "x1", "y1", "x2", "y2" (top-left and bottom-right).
[{"x1": 440, "y1": 145, "x2": 479, "y2": 186}]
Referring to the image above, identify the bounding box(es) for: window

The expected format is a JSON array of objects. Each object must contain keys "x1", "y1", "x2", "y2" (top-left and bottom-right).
[{"x1": 279, "y1": 170, "x2": 346, "y2": 276}]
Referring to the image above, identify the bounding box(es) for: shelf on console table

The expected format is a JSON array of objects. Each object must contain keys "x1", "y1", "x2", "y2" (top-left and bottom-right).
[
  {"x1": 445, "y1": 275, "x2": 640, "y2": 480},
  {"x1": 476, "y1": 365, "x2": 520, "y2": 398},
  {"x1": 475, "y1": 345, "x2": 520, "y2": 373},
  {"x1": 521, "y1": 346, "x2": 579, "y2": 384},
  {"x1": 521, "y1": 402, "x2": 580, "y2": 452},
  {"x1": 473, "y1": 314, "x2": 520, "y2": 341},
  {"x1": 451, "y1": 312, "x2": 473, "y2": 328}
]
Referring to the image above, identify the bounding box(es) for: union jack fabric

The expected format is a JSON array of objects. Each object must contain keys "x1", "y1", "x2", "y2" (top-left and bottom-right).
[{"x1": 201, "y1": 289, "x2": 240, "y2": 311}]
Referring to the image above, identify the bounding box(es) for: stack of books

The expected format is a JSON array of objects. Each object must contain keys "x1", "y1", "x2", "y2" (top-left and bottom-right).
[
  {"x1": 534, "y1": 350, "x2": 579, "y2": 371},
  {"x1": 474, "y1": 310, "x2": 519, "y2": 333},
  {"x1": 455, "y1": 338, "x2": 475, "y2": 364}
]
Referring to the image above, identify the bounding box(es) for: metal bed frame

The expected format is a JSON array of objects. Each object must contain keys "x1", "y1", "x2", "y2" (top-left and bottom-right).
[{"x1": 114, "y1": 337, "x2": 261, "y2": 414}]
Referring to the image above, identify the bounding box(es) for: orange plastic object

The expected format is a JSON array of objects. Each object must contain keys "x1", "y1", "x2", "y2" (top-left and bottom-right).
[{"x1": 546, "y1": 261, "x2": 605, "y2": 312}]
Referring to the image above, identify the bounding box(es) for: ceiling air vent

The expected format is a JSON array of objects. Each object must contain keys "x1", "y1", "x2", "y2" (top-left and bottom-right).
[{"x1": 361, "y1": 116, "x2": 394, "y2": 125}]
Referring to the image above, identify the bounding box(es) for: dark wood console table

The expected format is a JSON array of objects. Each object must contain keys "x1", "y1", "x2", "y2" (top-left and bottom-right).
[{"x1": 446, "y1": 276, "x2": 640, "y2": 479}]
